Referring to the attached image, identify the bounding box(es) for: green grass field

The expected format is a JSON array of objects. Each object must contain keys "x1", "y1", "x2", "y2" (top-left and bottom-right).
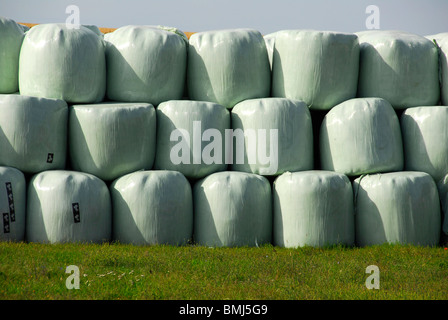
[{"x1": 0, "y1": 242, "x2": 446, "y2": 300}]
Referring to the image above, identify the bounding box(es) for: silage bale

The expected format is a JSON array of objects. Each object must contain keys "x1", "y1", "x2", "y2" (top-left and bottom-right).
[
  {"x1": 68, "y1": 102, "x2": 156, "y2": 181},
  {"x1": 0, "y1": 94, "x2": 68, "y2": 174},
  {"x1": 425, "y1": 32, "x2": 448, "y2": 43},
  {"x1": 438, "y1": 36, "x2": 448, "y2": 105},
  {"x1": 320, "y1": 98, "x2": 403, "y2": 176},
  {"x1": 105, "y1": 25, "x2": 187, "y2": 105},
  {"x1": 0, "y1": 166, "x2": 26, "y2": 242},
  {"x1": 26, "y1": 170, "x2": 111, "y2": 244},
  {"x1": 110, "y1": 170, "x2": 193, "y2": 245},
  {"x1": 188, "y1": 29, "x2": 271, "y2": 109},
  {"x1": 193, "y1": 171, "x2": 272, "y2": 247},
  {"x1": 0, "y1": 17, "x2": 24, "y2": 93},
  {"x1": 19, "y1": 23, "x2": 106, "y2": 103},
  {"x1": 357, "y1": 30, "x2": 439, "y2": 109},
  {"x1": 273, "y1": 171, "x2": 354, "y2": 248},
  {"x1": 154, "y1": 100, "x2": 230, "y2": 179},
  {"x1": 271, "y1": 30, "x2": 359, "y2": 111},
  {"x1": 401, "y1": 106, "x2": 448, "y2": 182},
  {"x1": 353, "y1": 172, "x2": 441, "y2": 246},
  {"x1": 231, "y1": 98, "x2": 313, "y2": 176}
]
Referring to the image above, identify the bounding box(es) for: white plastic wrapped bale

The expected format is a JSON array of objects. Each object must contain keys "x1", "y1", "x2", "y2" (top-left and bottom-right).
[
  {"x1": 188, "y1": 29, "x2": 271, "y2": 109},
  {"x1": 357, "y1": 30, "x2": 439, "y2": 109},
  {"x1": 0, "y1": 166, "x2": 26, "y2": 242},
  {"x1": 193, "y1": 171, "x2": 272, "y2": 247},
  {"x1": 353, "y1": 172, "x2": 441, "y2": 246},
  {"x1": 0, "y1": 17, "x2": 24, "y2": 93},
  {"x1": 110, "y1": 170, "x2": 193, "y2": 245},
  {"x1": 19, "y1": 23, "x2": 106, "y2": 103},
  {"x1": 26, "y1": 170, "x2": 111, "y2": 244},
  {"x1": 0, "y1": 94, "x2": 68, "y2": 174},
  {"x1": 401, "y1": 107, "x2": 448, "y2": 182},
  {"x1": 436, "y1": 175, "x2": 448, "y2": 237},
  {"x1": 105, "y1": 25, "x2": 187, "y2": 105},
  {"x1": 271, "y1": 30, "x2": 359, "y2": 111},
  {"x1": 83, "y1": 25, "x2": 103, "y2": 37},
  {"x1": 69, "y1": 102, "x2": 156, "y2": 181},
  {"x1": 273, "y1": 171, "x2": 354, "y2": 248},
  {"x1": 154, "y1": 100, "x2": 230, "y2": 179},
  {"x1": 425, "y1": 32, "x2": 448, "y2": 43},
  {"x1": 438, "y1": 36, "x2": 448, "y2": 106},
  {"x1": 231, "y1": 98, "x2": 313, "y2": 176},
  {"x1": 320, "y1": 98, "x2": 403, "y2": 176}
]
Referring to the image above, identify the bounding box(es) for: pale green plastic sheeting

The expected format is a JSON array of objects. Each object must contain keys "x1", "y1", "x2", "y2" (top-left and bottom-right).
[
  {"x1": 437, "y1": 36, "x2": 448, "y2": 106},
  {"x1": 271, "y1": 30, "x2": 359, "y2": 111},
  {"x1": 231, "y1": 98, "x2": 313, "y2": 176},
  {"x1": 401, "y1": 106, "x2": 448, "y2": 183},
  {"x1": 26, "y1": 170, "x2": 111, "y2": 244},
  {"x1": 0, "y1": 17, "x2": 24, "y2": 93},
  {"x1": 436, "y1": 175, "x2": 448, "y2": 236},
  {"x1": 110, "y1": 170, "x2": 193, "y2": 245},
  {"x1": 105, "y1": 25, "x2": 187, "y2": 106},
  {"x1": 154, "y1": 100, "x2": 230, "y2": 179},
  {"x1": 188, "y1": 29, "x2": 271, "y2": 109},
  {"x1": 19, "y1": 24, "x2": 106, "y2": 103},
  {"x1": 69, "y1": 102, "x2": 156, "y2": 182},
  {"x1": 320, "y1": 98, "x2": 403, "y2": 177},
  {"x1": 425, "y1": 32, "x2": 448, "y2": 43},
  {"x1": 263, "y1": 32, "x2": 278, "y2": 70},
  {"x1": 0, "y1": 166, "x2": 26, "y2": 242},
  {"x1": 194, "y1": 171, "x2": 272, "y2": 247},
  {"x1": 0, "y1": 94, "x2": 68, "y2": 174},
  {"x1": 357, "y1": 30, "x2": 439, "y2": 109},
  {"x1": 83, "y1": 25, "x2": 103, "y2": 37},
  {"x1": 273, "y1": 171, "x2": 354, "y2": 248},
  {"x1": 353, "y1": 172, "x2": 441, "y2": 246}
]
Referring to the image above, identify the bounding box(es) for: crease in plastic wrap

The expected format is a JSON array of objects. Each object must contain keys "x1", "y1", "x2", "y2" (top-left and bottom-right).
[
  {"x1": 320, "y1": 98, "x2": 403, "y2": 176},
  {"x1": 26, "y1": 170, "x2": 111, "y2": 244},
  {"x1": 0, "y1": 17, "x2": 24, "y2": 93},
  {"x1": 0, "y1": 166, "x2": 26, "y2": 241},
  {"x1": 193, "y1": 171, "x2": 272, "y2": 247},
  {"x1": 110, "y1": 170, "x2": 193, "y2": 245},
  {"x1": 105, "y1": 25, "x2": 187, "y2": 105},
  {"x1": 436, "y1": 36, "x2": 448, "y2": 106},
  {"x1": 69, "y1": 102, "x2": 156, "y2": 181},
  {"x1": 273, "y1": 171, "x2": 354, "y2": 248},
  {"x1": 231, "y1": 98, "x2": 313, "y2": 176},
  {"x1": 154, "y1": 100, "x2": 230, "y2": 179},
  {"x1": 353, "y1": 172, "x2": 441, "y2": 246},
  {"x1": 19, "y1": 24, "x2": 106, "y2": 103},
  {"x1": 436, "y1": 175, "x2": 448, "y2": 236},
  {"x1": 401, "y1": 106, "x2": 448, "y2": 182},
  {"x1": 271, "y1": 30, "x2": 359, "y2": 111},
  {"x1": 188, "y1": 29, "x2": 271, "y2": 109},
  {"x1": 357, "y1": 30, "x2": 439, "y2": 109},
  {"x1": 0, "y1": 94, "x2": 68, "y2": 174}
]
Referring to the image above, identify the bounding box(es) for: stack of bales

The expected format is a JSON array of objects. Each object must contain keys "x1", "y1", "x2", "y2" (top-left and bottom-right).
[{"x1": 0, "y1": 15, "x2": 446, "y2": 247}]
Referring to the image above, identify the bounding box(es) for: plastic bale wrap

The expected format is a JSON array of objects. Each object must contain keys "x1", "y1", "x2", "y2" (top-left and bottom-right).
[
  {"x1": 273, "y1": 171, "x2": 354, "y2": 248},
  {"x1": 438, "y1": 37, "x2": 448, "y2": 105},
  {"x1": 353, "y1": 172, "x2": 441, "y2": 246},
  {"x1": 271, "y1": 30, "x2": 359, "y2": 111},
  {"x1": 401, "y1": 106, "x2": 448, "y2": 182},
  {"x1": 110, "y1": 170, "x2": 193, "y2": 245},
  {"x1": 264, "y1": 32, "x2": 278, "y2": 70},
  {"x1": 26, "y1": 170, "x2": 111, "y2": 244},
  {"x1": 320, "y1": 98, "x2": 403, "y2": 176},
  {"x1": 425, "y1": 32, "x2": 448, "y2": 43},
  {"x1": 0, "y1": 166, "x2": 26, "y2": 241},
  {"x1": 69, "y1": 102, "x2": 156, "y2": 182},
  {"x1": 231, "y1": 98, "x2": 313, "y2": 176},
  {"x1": 19, "y1": 24, "x2": 106, "y2": 103},
  {"x1": 194, "y1": 171, "x2": 272, "y2": 247},
  {"x1": 0, "y1": 17, "x2": 24, "y2": 93},
  {"x1": 188, "y1": 29, "x2": 271, "y2": 109},
  {"x1": 105, "y1": 25, "x2": 187, "y2": 105},
  {"x1": 83, "y1": 25, "x2": 103, "y2": 37},
  {"x1": 357, "y1": 30, "x2": 439, "y2": 109},
  {"x1": 436, "y1": 175, "x2": 448, "y2": 238},
  {"x1": 154, "y1": 100, "x2": 230, "y2": 179},
  {"x1": 0, "y1": 94, "x2": 68, "y2": 174}
]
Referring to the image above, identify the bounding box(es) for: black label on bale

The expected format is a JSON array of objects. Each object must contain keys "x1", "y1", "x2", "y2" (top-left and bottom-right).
[
  {"x1": 5, "y1": 182, "x2": 15, "y2": 222},
  {"x1": 72, "y1": 203, "x2": 81, "y2": 223},
  {"x1": 3, "y1": 213, "x2": 9, "y2": 234},
  {"x1": 47, "y1": 153, "x2": 54, "y2": 163}
]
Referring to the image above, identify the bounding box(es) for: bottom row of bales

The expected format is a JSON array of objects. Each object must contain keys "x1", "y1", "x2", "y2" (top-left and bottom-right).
[{"x1": 0, "y1": 166, "x2": 445, "y2": 247}]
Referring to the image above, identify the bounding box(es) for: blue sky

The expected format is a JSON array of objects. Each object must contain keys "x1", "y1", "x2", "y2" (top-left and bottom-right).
[{"x1": 1, "y1": 0, "x2": 447, "y2": 36}]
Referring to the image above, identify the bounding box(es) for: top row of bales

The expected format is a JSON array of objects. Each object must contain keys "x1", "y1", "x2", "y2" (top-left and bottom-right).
[{"x1": 1, "y1": 17, "x2": 446, "y2": 109}]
